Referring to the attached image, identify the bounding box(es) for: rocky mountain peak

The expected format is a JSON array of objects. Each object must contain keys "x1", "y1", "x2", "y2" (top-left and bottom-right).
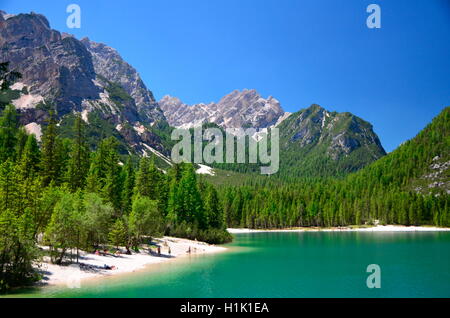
[
  {"x1": 1, "y1": 11, "x2": 167, "y2": 156},
  {"x1": 159, "y1": 89, "x2": 286, "y2": 129},
  {"x1": 279, "y1": 103, "x2": 386, "y2": 167},
  {"x1": 160, "y1": 95, "x2": 183, "y2": 106}
]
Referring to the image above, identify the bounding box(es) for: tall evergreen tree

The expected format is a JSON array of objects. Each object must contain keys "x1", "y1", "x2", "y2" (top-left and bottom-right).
[
  {"x1": 121, "y1": 158, "x2": 135, "y2": 215},
  {"x1": 15, "y1": 127, "x2": 29, "y2": 161},
  {"x1": 40, "y1": 112, "x2": 62, "y2": 187},
  {"x1": 101, "y1": 137, "x2": 123, "y2": 214},
  {"x1": 135, "y1": 156, "x2": 163, "y2": 200},
  {"x1": 166, "y1": 174, "x2": 179, "y2": 226},
  {"x1": 18, "y1": 134, "x2": 40, "y2": 180},
  {"x1": 0, "y1": 104, "x2": 19, "y2": 163},
  {"x1": 204, "y1": 183, "x2": 224, "y2": 229},
  {"x1": 0, "y1": 159, "x2": 19, "y2": 213},
  {"x1": 67, "y1": 113, "x2": 90, "y2": 191},
  {"x1": 176, "y1": 165, "x2": 205, "y2": 227},
  {"x1": 86, "y1": 137, "x2": 110, "y2": 193}
]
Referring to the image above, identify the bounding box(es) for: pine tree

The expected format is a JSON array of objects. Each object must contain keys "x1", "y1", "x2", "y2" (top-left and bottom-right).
[
  {"x1": 0, "y1": 160, "x2": 19, "y2": 213},
  {"x1": 101, "y1": 138, "x2": 123, "y2": 214},
  {"x1": 109, "y1": 219, "x2": 128, "y2": 249},
  {"x1": 0, "y1": 104, "x2": 19, "y2": 163},
  {"x1": 204, "y1": 184, "x2": 223, "y2": 229},
  {"x1": 40, "y1": 112, "x2": 62, "y2": 187},
  {"x1": 67, "y1": 113, "x2": 90, "y2": 191},
  {"x1": 121, "y1": 158, "x2": 135, "y2": 215},
  {"x1": 176, "y1": 164, "x2": 204, "y2": 226},
  {"x1": 157, "y1": 174, "x2": 169, "y2": 217},
  {"x1": 86, "y1": 138, "x2": 109, "y2": 193},
  {"x1": 135, "y1": 156, "x2": 162, "y2": 200},
  {"x1": 18, "y1": 134, "x2": 40, "y2": 181},
  {"x1": 166, "y1": 175, "x2": 179, "y2": 226},
  {"x1": 15, "y1": 127, "x2": 29, "y2": 161}
]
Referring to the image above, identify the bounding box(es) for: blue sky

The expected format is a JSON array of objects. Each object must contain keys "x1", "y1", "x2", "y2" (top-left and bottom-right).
[{"x1": 2, "y1": 0, "x2": 449, "y2": 152}]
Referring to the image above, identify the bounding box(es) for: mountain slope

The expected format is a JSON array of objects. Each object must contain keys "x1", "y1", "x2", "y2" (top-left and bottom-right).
[
  {"x1": 219, "y1": 106, "x2": 449, "y2": 229},
  {"x1": 80, "y1": 37, "x2": 165, "y2": 123},
  {"x1": 349, "y1": 106, "x2": 450, "y2": 195},
  {"x1": 0, "y1": 10, "x2": 386, "y2": 178},
  {"x1": 207, "y1": 104, "x2": 386, "y2": 178},
  {"x1": 161, "y1": 89, "x2": 386, "y2": 177},
  {"x1": 277, "y1": 104, "x2": 386, "y2": 178},
  {"x1": 0, "y1": 11, "x2": 168, "y2": 157}
]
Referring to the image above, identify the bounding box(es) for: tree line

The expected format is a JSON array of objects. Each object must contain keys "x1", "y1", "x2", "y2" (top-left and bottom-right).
[{"x1": 220, "y1": 178, "x2": 448, "y2": 229}]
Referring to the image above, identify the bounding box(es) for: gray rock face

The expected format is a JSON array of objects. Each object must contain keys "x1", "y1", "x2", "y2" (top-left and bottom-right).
[
  {"x1": 159, "y1": 89, "x2": 286, "y2": 129},
  {"x1": 0, "y1": 12, "x2": 100, "y2": 114},
  {"x1": 81, "y1": 38, "x2": 165, "y2": 123},
  {"x1": 0, "y1": 11, "x2": 166, "y2": 155},
  {"x1": 418, "y1": 158, "x2": 450, "y2": 195}
]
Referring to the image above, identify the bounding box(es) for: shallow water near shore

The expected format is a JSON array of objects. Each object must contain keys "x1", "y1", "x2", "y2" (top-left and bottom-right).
[{"x1": 8, "y1": 231, "x2": 450, "y2": 297}]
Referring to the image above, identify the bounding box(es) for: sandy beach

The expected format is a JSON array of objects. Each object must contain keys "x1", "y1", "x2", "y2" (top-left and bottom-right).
[
  {"x1": 227, "y1": 225, "x2": 450, "y2": 234},
  {"x1": 36, "y1": 237, "x2": 226, "y2": 287}
]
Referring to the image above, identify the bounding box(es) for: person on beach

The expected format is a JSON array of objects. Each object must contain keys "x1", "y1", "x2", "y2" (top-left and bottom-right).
[
  {"x1": 168, "y1": 247, "x2": 171, "y2": 255},
  {"x1": 158, "y1": 246, "x2": 161, "y2": 255}
]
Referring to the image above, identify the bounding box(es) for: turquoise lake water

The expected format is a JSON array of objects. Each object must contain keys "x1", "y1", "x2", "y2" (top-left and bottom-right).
[{"x1": 7, "y1": 231, "x2": 450, "y2": 298}]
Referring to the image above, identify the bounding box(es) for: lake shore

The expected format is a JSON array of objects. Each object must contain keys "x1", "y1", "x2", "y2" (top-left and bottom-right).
[
  {"x1": 35, "y1": 225, "x2": 449, "y2": 287},
  {"x1": 35, "y1": 236, "x2": 226, "y2": 287},
  {"x1": 227, "y1": 225, "x2": 450, "y2": 234}
]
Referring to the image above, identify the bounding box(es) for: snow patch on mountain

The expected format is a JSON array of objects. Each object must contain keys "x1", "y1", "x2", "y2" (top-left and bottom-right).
[
  {"x1": 141, "y1": 143, "x2": 173, "y2": 166},
  {"x1": 81, "y1": 109, "x2": 89, "y2": 123},
  {"x1": 196, "y1": 164, "x2": 215, "y2": 176}
]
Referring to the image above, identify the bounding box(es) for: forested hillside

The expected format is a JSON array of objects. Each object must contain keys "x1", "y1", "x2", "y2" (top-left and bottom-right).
[
  {"x1": 0, "y1": 100, "x2": 230, "y2": 291},
  {"x1": 220, "y1": 107, "x2": 449, "y2": 228},
  {"x1": 276, "y1": 104, "x2": 386, "y2": 179},
  {"x1": 205, "y1": 104, "x2": 387, "y2": 178}
]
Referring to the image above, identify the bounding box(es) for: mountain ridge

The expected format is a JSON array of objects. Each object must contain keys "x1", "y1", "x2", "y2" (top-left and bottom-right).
[
  {"x1": 159, "y1": 89, "x2": 287, "y2": 130},
  {"x1": 1, "y1": 10, "x2": 386, "y2": 177},
  {"x1": 0, "y1": 11, "x2": 168, "y2": 156}
]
